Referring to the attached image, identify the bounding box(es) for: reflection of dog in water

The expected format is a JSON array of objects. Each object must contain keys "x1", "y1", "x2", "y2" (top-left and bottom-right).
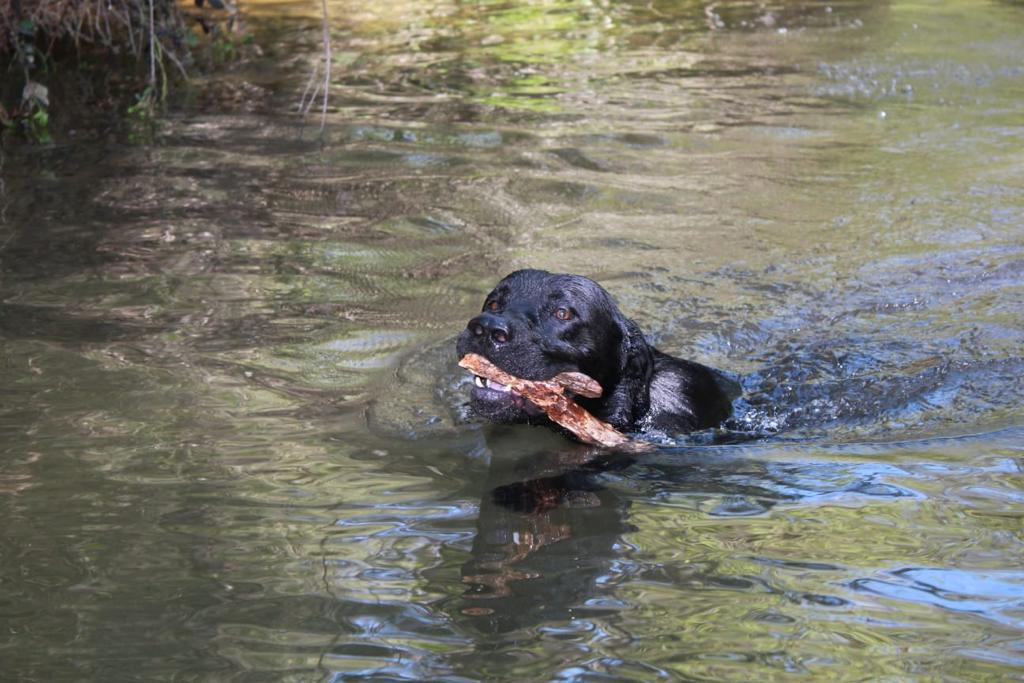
[
  {"x1": 449, "y1": 444, "x2": 796, "y2": 634},
  {"x1": 455, "y1": 447, "x2": 634, "y2": 633}
]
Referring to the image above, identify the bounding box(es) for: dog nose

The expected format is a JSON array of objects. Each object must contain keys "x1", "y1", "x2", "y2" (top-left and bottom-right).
[{"x1": 468, "y1": 313, "x2": 511, "y2": 345}]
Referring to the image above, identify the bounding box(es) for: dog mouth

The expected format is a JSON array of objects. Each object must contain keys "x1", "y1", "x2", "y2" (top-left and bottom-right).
[
  {"x1": 468, "y1": 372, "x2": 545, "y2": 417},
  {"x1": 473, "y1": 374, "x2": 512, "y2": 393},
  {"x1": 471, "y1": 373, "x2": 523, "y2": 403},
  {"x1": 473, "y1": 376, "x2": 509, "y2": 393}
]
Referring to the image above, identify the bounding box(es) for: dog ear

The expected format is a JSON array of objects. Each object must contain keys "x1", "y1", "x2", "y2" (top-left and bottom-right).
[
  {"x1": 583, "y1": 313, "x2": 654, "y2": 431},
  {"x1": 617, "y1": 315, "x2": 654, "y2": 387}
]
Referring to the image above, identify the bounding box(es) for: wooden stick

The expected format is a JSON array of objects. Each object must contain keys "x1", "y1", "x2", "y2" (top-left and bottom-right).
[{"x1": 459, "y1": 353, "x2": 652, "y2": 451}]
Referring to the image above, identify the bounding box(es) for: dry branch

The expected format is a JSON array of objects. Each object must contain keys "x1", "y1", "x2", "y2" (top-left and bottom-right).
[{"x1": 459, "y1": 353, "x2": 653, "y2": 452}]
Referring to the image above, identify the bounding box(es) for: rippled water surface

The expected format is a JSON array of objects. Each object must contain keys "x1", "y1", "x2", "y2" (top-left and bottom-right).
[{"x1": 2, "y1": 0, "x2": 1023, "y2": 679}]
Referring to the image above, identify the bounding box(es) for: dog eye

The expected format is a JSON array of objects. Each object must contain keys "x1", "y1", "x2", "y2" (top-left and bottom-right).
[
  {"x1": 554, "y1": 307, "x2": 573, "y2": 321},
  {"x1": 487, "y1": 300, "x2": 500, "y2": 312}
]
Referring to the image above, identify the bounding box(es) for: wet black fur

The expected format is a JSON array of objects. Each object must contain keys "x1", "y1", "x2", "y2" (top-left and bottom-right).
[{"x1": 456, "y1": 269, "x2": 736, "y2": 437}]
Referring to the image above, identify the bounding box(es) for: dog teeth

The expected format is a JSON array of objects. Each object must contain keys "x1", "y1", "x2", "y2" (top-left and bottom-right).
[{"x1": 473, "y1": 375, "x2": 512, "y2": 393}]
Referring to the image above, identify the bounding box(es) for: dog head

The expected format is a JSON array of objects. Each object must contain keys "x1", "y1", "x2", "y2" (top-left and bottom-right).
[{"x1": 456, "y1": 269, "x2": 653, "y2": 426}]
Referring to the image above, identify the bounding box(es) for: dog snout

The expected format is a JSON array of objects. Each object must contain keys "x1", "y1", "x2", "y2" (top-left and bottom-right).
[{"x1": 467, "y1": 313, "x2": 512, "y2": 345}]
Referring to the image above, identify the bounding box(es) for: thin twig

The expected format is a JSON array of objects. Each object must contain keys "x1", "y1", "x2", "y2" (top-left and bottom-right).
[
  {"x1": 155, "y1": 37, "x2": 169, "y2": 99},
  {"x1": 72, "y1": 3, "x2": 86, "y2": 47},
  {"x1": 319, "y1": 0, "x2": 330, "y2": 134},
  {"x1": 100, "y1": 3, "x2": 112, "y2": 45},
  {"x1": 148, "y1": 0, "x2": 156, "y2": 89},
  {"x1": 116, "y1": 6, "x2": 137, "y2": 55},
  {"x1": 0, "y1": 149, "x2": 8, "y2": 228},
  {"x1": 302, "y1": 77, "x2": 322, "y2": 117},
  {"x1": 160, "y1": 38, "x2": 188, "y2": 79},
  {"x1": 299, "y1": 61, "x2": 319, "y2": 113}
]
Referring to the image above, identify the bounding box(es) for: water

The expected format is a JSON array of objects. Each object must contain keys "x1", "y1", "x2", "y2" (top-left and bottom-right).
[{"x1": 2, "y1": 0, "x2": 1023, "y2": 679}]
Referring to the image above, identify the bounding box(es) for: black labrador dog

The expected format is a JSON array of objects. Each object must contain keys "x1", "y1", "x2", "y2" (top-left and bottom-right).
[{"x1": 456, "y1": 269, "x2": 736, "y2": 437}]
